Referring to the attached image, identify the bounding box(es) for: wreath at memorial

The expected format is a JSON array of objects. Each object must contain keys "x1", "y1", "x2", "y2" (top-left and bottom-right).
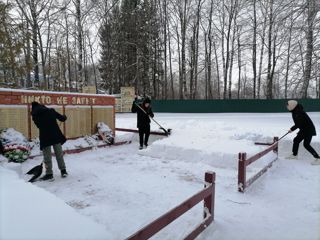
[{"x1": 0, "y1": 128, "x2": 31, "y2": 162}]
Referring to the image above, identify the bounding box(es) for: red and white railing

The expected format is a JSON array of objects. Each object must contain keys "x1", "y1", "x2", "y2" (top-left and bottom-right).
[
  {"x1": 238, "y1": 137, "x2": 279, "y2": 192},
  {"x1": 126, "y1": 171, "x2": 216, "y2": 240}
]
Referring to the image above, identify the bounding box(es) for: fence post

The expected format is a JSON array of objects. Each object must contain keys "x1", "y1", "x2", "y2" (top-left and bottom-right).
[
  {"x1": 204, "y1": 171, "x2": 215, "y2": 221},
  {"x1": 273, "y1": 137, "x2": 279, "y2": 155},
  {"x1": 238, "y1": 152, "x2": 247, "y2": 192}
]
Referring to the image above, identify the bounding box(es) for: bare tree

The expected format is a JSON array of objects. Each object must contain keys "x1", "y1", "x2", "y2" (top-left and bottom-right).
[
  {"x1": 220, "y1": 0, "x2": 238, "y2": 99},
  {"x1": 177, "y1": 0, "x2": 190, "y2": 99},
  {"x1": 252, "y1": 0, "x2": 257, "y2": 98},
  {"x1": 189, "y1": 0, "x2": 203, "y2": 99},
  {"x1": 301, "y1": 0, "x2": 317, "y2": 98},
  {"x1": 266, "y1": 0, "x2": 274, "y2": 99},
  {"x1": 257, "y1": 2, "x2": 268, "y2": 99}
]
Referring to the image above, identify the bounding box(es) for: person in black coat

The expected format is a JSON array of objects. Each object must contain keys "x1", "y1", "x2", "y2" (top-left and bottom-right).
[
  {"x1": 0, "y1": 141, "x2": 3, "y2": 154},
  {"x1": 286, "y1": 100, "x2": 320, "y2": 165},
  {"x1": 131, "y1": 97, "x2": 154, "y2": 149},
  {"x1": 31, "y1": 101, "x2": 69, "y2": 180}
]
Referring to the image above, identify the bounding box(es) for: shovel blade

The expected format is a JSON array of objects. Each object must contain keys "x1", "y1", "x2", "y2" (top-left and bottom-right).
[{"x1": 26, "y1": 163, "x2": 43, "y2": 182}]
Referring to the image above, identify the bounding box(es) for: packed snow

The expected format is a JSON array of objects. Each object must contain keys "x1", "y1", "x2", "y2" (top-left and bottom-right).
[{"x1": 1, "y1": 112, "x2": 320, "y2": 240}]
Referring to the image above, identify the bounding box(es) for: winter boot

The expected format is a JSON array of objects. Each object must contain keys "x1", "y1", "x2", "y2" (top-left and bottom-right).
[
  {"x1": 40, "y1": 174, "x2": 54, "y2": 181},
  {"x1": 139, "y1": 145, "x2": 143, "y2": 150},
  {"x1": 311, "y1": 158, "x2": 320, "y2": 165},
  {"x1": 61, "y1": 169, "x2": 68, "y2": 178},
  {"x1": 144, "y1": 143, "x2": 148, "y2": 148}
]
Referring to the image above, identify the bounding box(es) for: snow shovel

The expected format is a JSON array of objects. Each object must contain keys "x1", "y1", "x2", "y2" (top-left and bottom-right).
[
  {"x1": 26, "y1": 162, "x2": 43, "y2": 182},
  {"x1": 277, "y1": 132, "x2": 290, "y2": 142},
  {"x1": 135, "y1": 103, "x2": 171, "y2": 136},
  {"x1": 255, "y1": 132, "x2": 290, "y2": 145}
]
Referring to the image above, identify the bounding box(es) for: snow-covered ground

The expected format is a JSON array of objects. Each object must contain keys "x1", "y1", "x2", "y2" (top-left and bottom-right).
[{"x1": 1, "y1": 112, "x2": 320, "y2": 240}]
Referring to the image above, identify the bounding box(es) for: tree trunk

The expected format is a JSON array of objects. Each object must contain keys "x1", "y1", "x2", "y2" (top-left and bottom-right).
[
  {"x1": 180, "y1": 0, "x2": 187, "y2": 99},
  {"x1": 301, "y1": 0, "x2": 316, "y2": 98},
  {"x1": 75, "y1": 0, "x2": 83, "y2": 91},
  {"x1": 25, "y1": 20, "x2": 32, "y2": 87},
  {"x1": 192, "y1": 0, "x2": 202, "y2": 99},
  {"x1": 228, "y1": 13, "x2": 237, "y2": 99},
  {"x1": 207, "y1": 0, "x2": 214, "y2": 99},
  {"x1": 204, "y1": 33, "x2": 208, "y2": 99},
  {"x1": 176, "y1": 25, "x2": 183, "y2": 99},
  {"x1": 252, "y1": 0, "x2": 257, "y2": 99},
  {"x1": 168, "y1": 25, "x2": 174, "y2": 99},
  {"x1": 284, "y1": 10, "x2": 293, "y2": 99},
  {"x1": 163, "y1": 0, "x2": 168, "y2": 99},
  {"x1": 213, "y1": 38, "x2": 220, "y2": 99},
  {"x1": 221, "y1": 0, "x2": 226, "y2": 99},
  {"x1": 257, "y1": 14, "x2": 267, "y2": 99},
  {"x1": 30, "y1": 0, "x2": 39, "y2": 87},
  {"x1": 38, "y1": 28, "x2": 47, "y2": 89},
  {"x1": 237, "y1": 25, "x2": 242, "y2": 99},
  {"x1": 64, "y1": 8, "x2": 72, "y2": 91},
  {"x1": 266, "y1": 0, "x2": 274, "y2": 99},
  {"x1": 88, "y1": 33, "x2": 98, "y2": 93}
]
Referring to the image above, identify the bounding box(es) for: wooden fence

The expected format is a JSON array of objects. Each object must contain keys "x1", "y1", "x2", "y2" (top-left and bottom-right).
[
  {"x1": 0, "y1": 89, "x2": 115, "y2": 140},
  {"x1": 126, "y1": 171, "x2": 216, "y2": 240},
  {"x1": 238, "y1": 137, "x2": 279, "y2": 192}
]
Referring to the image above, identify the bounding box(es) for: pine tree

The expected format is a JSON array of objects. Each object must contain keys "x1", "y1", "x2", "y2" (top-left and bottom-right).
[
  {"x1": 99, "y1": 2, "x2": 122, "y2": 93},
  {"x1": 99, "y1": 0, "x2": 163, "y2": 96}
]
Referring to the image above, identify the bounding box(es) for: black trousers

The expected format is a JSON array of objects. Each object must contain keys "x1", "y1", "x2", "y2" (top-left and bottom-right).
[
  {"x1": 293, "y1": 132, "x2": 319, "y2": 158},
  {"x1": 138, "y1": 125, "x2": 150, "y2": 147}
]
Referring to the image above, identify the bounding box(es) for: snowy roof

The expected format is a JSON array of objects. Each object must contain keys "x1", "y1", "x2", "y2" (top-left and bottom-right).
[{"x1": 0, "y1": 88, "x2": 114, "y2": 98}]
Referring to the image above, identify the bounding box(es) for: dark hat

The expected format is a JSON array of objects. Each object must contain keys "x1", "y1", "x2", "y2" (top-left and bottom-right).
[
  {"x1": 31, "y1": 101, "x2": 40, "y2": 108},
  {"x1": 144, "y1": 97, "x2": 151, "y2": 104}
]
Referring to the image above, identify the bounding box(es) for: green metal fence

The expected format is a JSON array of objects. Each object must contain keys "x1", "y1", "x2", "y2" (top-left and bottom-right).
[{"x1": 152, "y1": 99, "x2": 320, "y2": 113}]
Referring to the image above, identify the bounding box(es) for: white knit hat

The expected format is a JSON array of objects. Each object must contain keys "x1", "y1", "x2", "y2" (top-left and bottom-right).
[{"x1": 287, "y1": 100, "x2": 298, "y2": 111}]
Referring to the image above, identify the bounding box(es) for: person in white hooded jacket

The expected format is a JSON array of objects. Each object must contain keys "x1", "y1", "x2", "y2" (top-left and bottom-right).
[{"x1": 286, "y1": 100, "x2": 320, "y2": 165}]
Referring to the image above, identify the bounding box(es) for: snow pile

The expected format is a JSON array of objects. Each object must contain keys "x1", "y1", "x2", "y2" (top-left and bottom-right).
[
  {"x1": 0, "y1": 166, "x2": 112, "y2": 240},
  {"x1": 97, "y1": 122, "x2": 112, "y2": 133},
  {"x1": 1, "y1": 112, "x2": 320, "y2": 240},
  {"x1": 97, "y1": 122, "x2": 114, "y2": 144}
]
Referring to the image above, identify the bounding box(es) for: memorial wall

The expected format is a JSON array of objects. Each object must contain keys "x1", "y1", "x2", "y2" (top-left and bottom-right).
[{"x1": 0, "y1": 89, "x2": 115, "y2": 140}]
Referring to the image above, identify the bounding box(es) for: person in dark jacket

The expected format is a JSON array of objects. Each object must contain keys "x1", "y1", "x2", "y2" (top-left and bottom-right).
[
  {"x1": 0, "y1": 140, "x2": 3, "y2": 154},
  {"x1": 31, "y1": 101, "x2": 69, "y2": 180},
  {"x1": 131, "y1": 96, "x2": 154, "y2": 150},
  {"x1": 286, "y1": 100, "x2": 320, "y2": 165}
]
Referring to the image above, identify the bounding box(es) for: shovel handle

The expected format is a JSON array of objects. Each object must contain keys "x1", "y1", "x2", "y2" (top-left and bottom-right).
[
  {"x1": 134, "y1": 102, "x2": 169, "y2": 135},
  {"x1": 278, "y1": 132, "x2": 290, "y2": 142}
]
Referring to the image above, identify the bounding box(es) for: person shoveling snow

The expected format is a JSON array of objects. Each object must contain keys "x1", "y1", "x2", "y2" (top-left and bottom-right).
[
  {"x1": 286, "y1": 100, "x2": 320, "y2": 165},
  {"x1": 30, "y1": 101, "x2": 68, "y2": 181},
  {"x1": 131, "y1": 96, "x2": 154, "y2": 150}
]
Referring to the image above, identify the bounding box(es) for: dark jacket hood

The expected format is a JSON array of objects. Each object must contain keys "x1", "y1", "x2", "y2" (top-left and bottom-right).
[
  {"x1": 31, "y1": 104, "x2": 48, "y2": 116},
  {"x1": 292, "y1": 103, "x2": 304, "y2": 112}
]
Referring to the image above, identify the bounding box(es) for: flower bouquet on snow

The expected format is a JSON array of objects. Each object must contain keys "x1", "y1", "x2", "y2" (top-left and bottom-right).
[{"x1": 0, "y1": 128, "x2": 31, "y2": 162}]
